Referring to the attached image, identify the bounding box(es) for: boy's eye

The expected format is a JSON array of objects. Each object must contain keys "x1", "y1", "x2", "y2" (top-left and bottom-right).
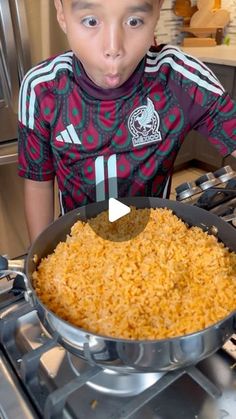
[
  {"x1": 81, "y1": 16, "x2": 99, "y2": 27},
  {"x1": 126, "y1": 17, "x2": 144, "y2": 27}
]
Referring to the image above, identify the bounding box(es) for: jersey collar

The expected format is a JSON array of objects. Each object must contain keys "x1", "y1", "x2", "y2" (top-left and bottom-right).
[{"x1": 72, "y1": 54, "x2": 146, "y2": 100}]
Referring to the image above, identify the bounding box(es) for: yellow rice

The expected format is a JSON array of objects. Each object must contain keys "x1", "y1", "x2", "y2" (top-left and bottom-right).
[{"x1": 32, "y1": 208, "x2": 236, "y2": 340}]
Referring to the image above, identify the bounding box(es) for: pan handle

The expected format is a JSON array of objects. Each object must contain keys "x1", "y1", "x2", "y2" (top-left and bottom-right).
[
  {"x1": 0, "y1": 255, "x2": 26, "y2": 302},
  {"x1": 0, "y1": 256, "x2": 37, "y2": 307},
  {"x1": 0, "y1": 255, "x2": 11, "y2": 280},
  {"x1": 0, "y1": 255, "x2": 25, "y2": 282}
]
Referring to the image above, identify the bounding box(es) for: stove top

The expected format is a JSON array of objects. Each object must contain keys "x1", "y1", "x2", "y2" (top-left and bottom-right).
[
  {"x1": 175, "y1": 165, "x2": 236, "y2": 228},
  {"x1": 0, "y1": 274, "x2": 236, "y2": 419}
]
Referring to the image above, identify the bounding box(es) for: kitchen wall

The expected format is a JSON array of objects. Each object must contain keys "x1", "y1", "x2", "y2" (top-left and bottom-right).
[
  {"x1": 155, "y1": 0, "x2": 183, "y2": 45},
  {"x1": 155, "y1": 0, "x2": 236, "y2": 45}
]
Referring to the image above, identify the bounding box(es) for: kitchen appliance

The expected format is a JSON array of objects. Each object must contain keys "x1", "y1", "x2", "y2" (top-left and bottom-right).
[
  {"x1": 0, "y1": 0, "x2": 68, "y2": 258},
  {"x1": 0, "y1": 191, "x2": 236, "y2": 418}
]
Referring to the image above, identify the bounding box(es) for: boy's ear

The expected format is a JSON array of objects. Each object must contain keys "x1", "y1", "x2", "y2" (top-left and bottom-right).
[{"x1": 54, "y1": 0, "x2": 67, "y2": 34}]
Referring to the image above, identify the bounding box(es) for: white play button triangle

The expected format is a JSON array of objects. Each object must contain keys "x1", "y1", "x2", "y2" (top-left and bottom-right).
[{"x1": 108, "y1": 198, "x2": 131, "y2": 222}]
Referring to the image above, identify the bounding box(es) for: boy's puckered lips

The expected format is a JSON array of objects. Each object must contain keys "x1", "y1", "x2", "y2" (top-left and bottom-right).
[{"x1": 104, "y1": 73, "x2": 121, "y2": 88}]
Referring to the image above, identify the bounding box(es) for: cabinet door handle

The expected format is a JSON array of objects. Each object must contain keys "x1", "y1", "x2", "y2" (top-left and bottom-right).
[
  {"x1": 0, "y1": 153, "x2": 18, "y2": 165},
  {"x1": 0, "y1": 0, "x2": 19, "y2": 113}
]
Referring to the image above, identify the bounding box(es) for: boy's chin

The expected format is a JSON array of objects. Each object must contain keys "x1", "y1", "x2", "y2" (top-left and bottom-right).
[{"x1": 93, "y1": 78, "x2": 124, "y2": 90}]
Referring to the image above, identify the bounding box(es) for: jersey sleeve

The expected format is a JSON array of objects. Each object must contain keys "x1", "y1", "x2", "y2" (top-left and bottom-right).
[
  {"x1": 18, "y1": 68, "x2": 55, "y2": 181},
  {"x1": 163, "y1": 47, "x2": 236, "y2": 157},
  {"x1": 191, "y1": 91, "x2": 236, "y2": 157}
]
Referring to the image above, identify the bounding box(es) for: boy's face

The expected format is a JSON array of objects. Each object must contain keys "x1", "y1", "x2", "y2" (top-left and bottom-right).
[{"x1": 54, "y1": 0, "x2": 164, "y2": 89}]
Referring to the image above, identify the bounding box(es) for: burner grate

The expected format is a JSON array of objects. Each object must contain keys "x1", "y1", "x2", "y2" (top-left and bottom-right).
[
  {"x1": 0, "y1": 301, "x2": 224, "y2": 419},
  {"x1": 108, "y1": 366, "x2": 221, "y2": 419},
  {"x1": 44, "y1": 365, "x2": 101, "y2": 419},
  {"x1": 223, "y1": 334, "x2": 236, "y2": 360}
]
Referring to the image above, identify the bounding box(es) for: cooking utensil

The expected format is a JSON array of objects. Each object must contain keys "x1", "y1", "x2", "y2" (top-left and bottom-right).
[{"x1": 1, "y1": 197, "x2": 236, "y2": 373}]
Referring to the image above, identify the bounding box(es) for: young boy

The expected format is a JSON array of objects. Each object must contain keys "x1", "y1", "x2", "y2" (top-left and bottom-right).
[{"x1": 18, "y1": 0, "x2": 236, "y2": 242}]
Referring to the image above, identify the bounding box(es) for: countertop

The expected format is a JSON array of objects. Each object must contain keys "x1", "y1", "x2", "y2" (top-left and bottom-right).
[{"x1": 181, "y1": 45, "x2": 236, "y2": 66}]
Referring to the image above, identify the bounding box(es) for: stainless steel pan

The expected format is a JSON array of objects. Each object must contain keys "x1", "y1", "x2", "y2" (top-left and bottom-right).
[{"x1": 1, "y1": 197, "x2": 236, "y2": 373}]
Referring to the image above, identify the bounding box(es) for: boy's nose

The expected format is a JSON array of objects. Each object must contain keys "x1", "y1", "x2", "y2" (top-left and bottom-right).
[
  {"x1": 104, "y1": 49, "x2": 121, "y2": 59},
  {"x1": 103, "y1": 26, "x2": 124, "y2": 59},
  {"x1": 104, "y1": 50, "x2": 121, "y2": 58}
]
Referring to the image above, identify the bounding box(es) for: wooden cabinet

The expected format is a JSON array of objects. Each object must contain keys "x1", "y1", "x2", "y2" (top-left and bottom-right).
[
  {"x1": 174, "y1": 62, "x2": 236, "y2": 171},
  {"x1": 174, "y1": 133, "x2": 195, "y2": 168},
  {"x1": 193, "y1": 131, "x2": 224, "y2": 167}
]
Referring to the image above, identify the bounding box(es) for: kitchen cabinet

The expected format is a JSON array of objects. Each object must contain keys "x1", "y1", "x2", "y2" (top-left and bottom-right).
[
  {"x1": 174, "y1": 132, "x2": 195, "y2": 168},
  {"x1": 0, "y1": 162, "x2": 29, "y2": 258},
  {"x1": 190, "y1": 130, "x2": 223, "y2": 167},
  {"x1": 174, "y1": 61, "x2": 236, "y2": 171}
]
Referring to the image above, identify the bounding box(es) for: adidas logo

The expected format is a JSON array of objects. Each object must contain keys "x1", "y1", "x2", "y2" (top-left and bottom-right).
[{"x1": 56, "y1": 124, "x2": 81, "y2": 144}]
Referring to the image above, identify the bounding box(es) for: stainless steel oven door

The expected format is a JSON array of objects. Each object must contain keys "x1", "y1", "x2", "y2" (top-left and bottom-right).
[
  {"x1": 0, "y1": 0, "x2": 25, "y2": 143},
  {"x1": 0, "y1": 81, "x2": 17, "y2": 143}
]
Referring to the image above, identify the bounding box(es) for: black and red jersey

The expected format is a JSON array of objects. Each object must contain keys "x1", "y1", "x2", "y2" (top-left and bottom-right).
[{"x1": 18, "y1": 44, "x2": 236, "y2": 213}]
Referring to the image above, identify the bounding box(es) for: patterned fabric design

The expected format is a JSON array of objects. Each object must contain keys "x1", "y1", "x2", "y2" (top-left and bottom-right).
[{"x1": 18, "y1": 45, "x2": 236, "y2": 213}]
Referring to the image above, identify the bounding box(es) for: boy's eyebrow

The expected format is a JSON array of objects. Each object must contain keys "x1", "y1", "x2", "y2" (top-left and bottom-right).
[
  {"x1": 71, "y1": 0, "x2": 99, "y2": 11},
  {"x1": 127, "y1": 3, "x2": 153, "y2": 13},
  {"x1": 70, "y1": 1, "x2": 153, "y2": 13}
]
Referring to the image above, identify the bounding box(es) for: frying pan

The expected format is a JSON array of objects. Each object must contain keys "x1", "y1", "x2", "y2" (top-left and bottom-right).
[{"x1": 1, "y1": 197, "x2": 236, "y2": 372}]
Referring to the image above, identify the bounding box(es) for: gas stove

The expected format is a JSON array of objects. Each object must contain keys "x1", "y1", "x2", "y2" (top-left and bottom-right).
[
  {"x1": 0, "y1": 167, "x2": 236, "y2": 419},
  {"x1": 175, "y1": 165, "x2": 236, "y2": 228}
]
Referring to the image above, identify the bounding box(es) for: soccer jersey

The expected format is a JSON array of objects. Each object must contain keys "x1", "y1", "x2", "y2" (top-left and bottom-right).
[{"x1": 18, "y1": 44, "x2": 236, "y2": 213}]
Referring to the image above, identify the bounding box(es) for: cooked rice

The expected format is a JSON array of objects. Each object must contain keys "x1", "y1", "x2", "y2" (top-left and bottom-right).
[{"x1": 32, "y1": 208, "x2": 236, "y2": 340}]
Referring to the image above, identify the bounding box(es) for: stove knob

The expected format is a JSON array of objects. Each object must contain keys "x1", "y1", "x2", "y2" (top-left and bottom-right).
[
  {"x1": 227, "y1": 178, "x2": 236, "y2": 189},
  {"x1": 195, "y1": 173, "x2": 219, "y2": 190},
  {"x1": 175, "y1": 181, "x2": 201, "y2": 201},
  {"x1": 213, "y1": 165, "x2": 236, "y2": 183}
]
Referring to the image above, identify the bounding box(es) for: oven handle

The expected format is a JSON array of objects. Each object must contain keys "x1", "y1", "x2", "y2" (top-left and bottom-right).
[
  {"x1": 0, "y1": 0, "x2": 19, "y2": 113},
  {"x1": 10, "y1": 0, "x2": 31, "y2": 79},
  {"x1": 0, "y1": 40, "x2": 12, "y2": 109}
]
